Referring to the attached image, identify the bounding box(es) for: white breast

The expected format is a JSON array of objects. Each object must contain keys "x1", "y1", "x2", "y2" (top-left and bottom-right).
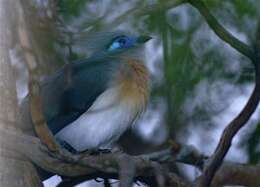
[{"x1": 55, "y1": 87, "x2": 140, "y2": 151}]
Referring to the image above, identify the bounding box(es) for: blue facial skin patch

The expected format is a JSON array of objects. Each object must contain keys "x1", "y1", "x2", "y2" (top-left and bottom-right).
[
  {"x1": 108, "y1": 36, "x2": 136, "y2": 51},
  {"x1": 108, "y1": 41, "x2": 121, "y2": 51}
]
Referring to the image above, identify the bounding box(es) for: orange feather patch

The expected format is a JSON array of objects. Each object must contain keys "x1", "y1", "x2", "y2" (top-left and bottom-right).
[{"x1": 115, "y1": 59, "x2": 150, "y2": 110}]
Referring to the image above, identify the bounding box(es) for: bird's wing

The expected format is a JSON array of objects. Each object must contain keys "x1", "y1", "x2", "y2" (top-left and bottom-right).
[{"x1": 40, "y1": 58, "x2": 110, "y2": 134}]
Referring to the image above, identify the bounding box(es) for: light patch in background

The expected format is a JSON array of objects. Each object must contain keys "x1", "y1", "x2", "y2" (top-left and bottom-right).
[
  {"x1": 44, "y1": 178, "x2": 145, "y2": 187},
  {"x1": 145, "y1": 38, "x2": 164, "y2": 85},
  {"x1": 76, "y1": 179, "x2": 144, "y2": 187},
  {"x1": 191, "y1": 22, "x2": 247, "y2": 75},
  {"x1": 43, "y1": 175, "x2": 61, "y2": 187},
  {"x1": 76, "y1": 179, "x2": 111, "y2": 187},
  {"x1": 168, "y1": 5, "x2": 197, "y2": 35},
  {"x1": 9, "y1": 48, "x2": 29, "y2": 104},
  {"x1": 133, "y1": 97, "x2": 167, "y2": 145}
]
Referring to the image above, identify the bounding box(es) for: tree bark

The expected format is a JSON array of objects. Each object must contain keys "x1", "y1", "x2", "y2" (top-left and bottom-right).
[{"x1": 0, "y1": 1, "x2": 42, "y2": 186}]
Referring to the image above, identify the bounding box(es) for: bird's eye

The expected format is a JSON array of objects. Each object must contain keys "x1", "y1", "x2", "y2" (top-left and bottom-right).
[
  {"x1": 108, "y1": 36, "x2": 130, "y2": 51},
  {"x1": 118, "y1": 38, "x2": 126, "y2": 46}
]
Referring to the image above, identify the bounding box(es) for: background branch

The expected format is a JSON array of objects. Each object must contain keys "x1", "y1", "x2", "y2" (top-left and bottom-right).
[
  {"x1": 187, "y1": 1, "x2": 260, "y2": 186},
  {"x1": 188, "y1": 0, "x2": 254, "y2": 59},
  {"x1": 69, "y1": 0, "x2": 186, "y2": 36}
]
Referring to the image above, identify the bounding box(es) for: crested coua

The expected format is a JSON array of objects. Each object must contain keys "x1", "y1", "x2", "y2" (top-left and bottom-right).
[{"x1": 22, "y1": 31, "x2": 152, "y2": 152}]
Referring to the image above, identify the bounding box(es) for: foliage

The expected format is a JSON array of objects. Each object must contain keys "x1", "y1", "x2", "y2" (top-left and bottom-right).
[{"x1": 57, "y1": 0, "x2": 88, "y2": 19}]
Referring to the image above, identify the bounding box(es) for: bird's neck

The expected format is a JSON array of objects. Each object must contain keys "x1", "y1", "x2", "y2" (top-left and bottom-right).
[{"x1": 113, "y1": 59, "x2": 150, "y2": 110}]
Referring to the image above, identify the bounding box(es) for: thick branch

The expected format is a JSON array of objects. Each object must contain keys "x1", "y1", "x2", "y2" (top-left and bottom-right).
[
  {"x1": 2, "y1": 124, "x2": 260, "y2": 187},
  {"x1": 0, "y1": 1, "x2": 43, "y2": 186},
  {"x1": 197, "y1": 71, "x2": 260, "y2": 187},
  {"x1": 17, "y1": 0, "x2": 60, "y2": 152},
  {"x1": 212, "y1": 162, "x2": 260, "y2": 187},
  {"x1": 0, "y1": 125, "x2": 189, "y2": 187}
]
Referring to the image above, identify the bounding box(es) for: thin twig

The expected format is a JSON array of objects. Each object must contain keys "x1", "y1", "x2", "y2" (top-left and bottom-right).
[{"x1": 69, "y1": 0, "x2": 187, "y2": 36}]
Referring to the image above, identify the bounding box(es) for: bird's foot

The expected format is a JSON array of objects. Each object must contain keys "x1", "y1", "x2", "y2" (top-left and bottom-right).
[
  {"x1": 56, "y1": 139, "x2": 78, "y2": 154},
  {"x1": 79, "y1": 149, "x2": 112, "y2": 155},
  {"x1": 68, "y1": 149, "x2": 112, "y2": 163}
]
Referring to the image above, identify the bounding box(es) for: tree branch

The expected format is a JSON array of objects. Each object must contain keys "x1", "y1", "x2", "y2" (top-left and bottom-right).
[
  {"x1": 104, "y1": 0, "x2": 187, "y2": 31},
  {"x1": 2, "y1": 123, "x2": 260, "y2": 186},
  {"x1": 67, "y1": 0, "x2": 187, "y2": 38},
  {"x1": 0, "y1": 125, "x2": 190, "y2": 187},
  {"x1": 17, "y1": 0, "x2": 60, "y2": 152},
  {"x1": 212, "y1": 162, "x2": 260, "y2": 187},
  {"x1": 197, "y1": 67, "x2": 260, "y2": 187},
  {"x1": 188, "y1": 0, "x2": 254, "y2": 59},
  {"x1": 187, "y1": 1, "x2": 260, "y2": 186}
]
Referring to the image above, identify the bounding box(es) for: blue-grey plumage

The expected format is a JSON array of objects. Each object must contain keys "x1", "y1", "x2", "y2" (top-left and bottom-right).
[
  {"x1": 41, "y1": 56, "x2": 117, "y2": 134},
  {"x1": 21, "y1": 31, "x2": 152, "y2": 152}
]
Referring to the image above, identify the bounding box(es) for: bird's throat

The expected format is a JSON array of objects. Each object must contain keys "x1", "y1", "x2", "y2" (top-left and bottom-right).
[{"x1": 115, "y1": 59, "x2": 150, "y2": 110}]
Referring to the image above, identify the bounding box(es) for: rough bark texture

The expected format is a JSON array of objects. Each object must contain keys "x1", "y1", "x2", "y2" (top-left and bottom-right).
[{"x1": 0, "y1": 1, "x2": 42, "y2": 187}]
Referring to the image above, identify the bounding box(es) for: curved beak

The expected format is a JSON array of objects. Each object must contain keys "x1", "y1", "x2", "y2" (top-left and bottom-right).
[{"x1": 136, "y1": 35, "x2": 152, "y2": 44}]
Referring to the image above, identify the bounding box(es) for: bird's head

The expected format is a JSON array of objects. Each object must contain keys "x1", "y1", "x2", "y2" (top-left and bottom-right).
[
  {"x1": 106, "y1": 34, "x2": 152, "y2": 54},
  {"x1": 73, "y1": 31, "x2": 152, "y2": 60}
]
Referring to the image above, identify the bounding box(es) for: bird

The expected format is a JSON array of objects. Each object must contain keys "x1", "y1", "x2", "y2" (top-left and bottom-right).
[{"x1": 21, "y1": 31, "x2": 152, "y2": 153}]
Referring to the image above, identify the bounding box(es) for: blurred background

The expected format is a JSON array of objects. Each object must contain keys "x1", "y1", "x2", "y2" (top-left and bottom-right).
[{"x1": 12, "y1": 0, "x2": 260, "y2": 186}]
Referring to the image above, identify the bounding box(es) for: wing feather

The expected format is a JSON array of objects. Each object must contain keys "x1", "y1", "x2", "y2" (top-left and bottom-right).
[{"x1": 39, "y1": 58, "x2": 112, "y2": 134}]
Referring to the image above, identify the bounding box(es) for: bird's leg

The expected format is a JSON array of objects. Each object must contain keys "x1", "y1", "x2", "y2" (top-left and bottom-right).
[{"x1": 56, "y1": 138, "x2": 78, "y2": 154}]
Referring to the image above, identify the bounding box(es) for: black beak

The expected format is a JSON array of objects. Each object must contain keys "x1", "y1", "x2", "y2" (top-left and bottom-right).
[{"x1": 137, "y1": 35, "x2": 152, "y2": 44}]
